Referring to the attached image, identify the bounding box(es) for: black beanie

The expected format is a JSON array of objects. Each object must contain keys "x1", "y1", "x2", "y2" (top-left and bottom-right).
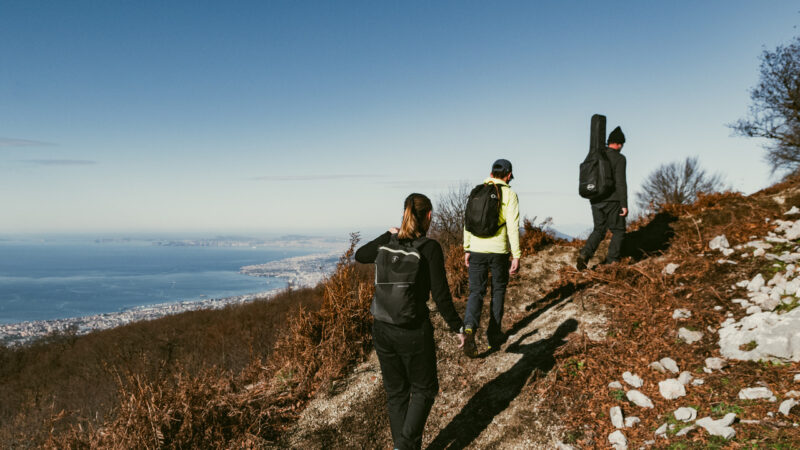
[{"x1": 608, "y1": 126, "x2": 625, "y2": 144}]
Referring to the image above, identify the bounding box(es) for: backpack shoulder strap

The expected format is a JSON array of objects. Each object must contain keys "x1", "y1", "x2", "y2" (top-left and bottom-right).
[
  {"x1": 412, "y1": 236, "x2": 430, "y2": 250},
  {"x1": 487, "y1": 182, "x2": 507, "y2": 228}
]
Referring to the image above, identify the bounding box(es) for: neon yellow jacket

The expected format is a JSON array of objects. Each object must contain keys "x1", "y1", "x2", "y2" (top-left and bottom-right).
[{"x1": 463, "y1": 177, "x2": 521, "y2": 259}]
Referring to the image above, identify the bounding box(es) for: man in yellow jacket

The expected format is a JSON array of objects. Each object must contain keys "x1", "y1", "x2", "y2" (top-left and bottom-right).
[{"x1": 463, "y1": 159, "x2": 521, "y2": 357}]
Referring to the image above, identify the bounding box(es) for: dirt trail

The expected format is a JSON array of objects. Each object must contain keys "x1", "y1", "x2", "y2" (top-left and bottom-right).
[{"x1": 280, "y1": 244, "x2": 608, "y2": 449}]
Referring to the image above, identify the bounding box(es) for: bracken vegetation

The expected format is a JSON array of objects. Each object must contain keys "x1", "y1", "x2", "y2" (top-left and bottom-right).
[
  {"x1": 2, "y1": 189, "x2": 565, "y2": 447},
  {"x1": 20, "y1": 179, "x2": 800, "y2": 448},
  {"x1": 0, "y1": 283, "x2": 324, "y2": 447},
  {"x1": 542, "y1": 183, "x2": 800, "y2": 447}
]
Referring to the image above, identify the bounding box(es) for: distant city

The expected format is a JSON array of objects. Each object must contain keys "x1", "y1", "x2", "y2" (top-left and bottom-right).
[
  {"x1": 0, "y1": 239, "x2": 345, "y2": 346},
  {"x1": 91, "y1": 235, "x2": 348, "y2": 248}
]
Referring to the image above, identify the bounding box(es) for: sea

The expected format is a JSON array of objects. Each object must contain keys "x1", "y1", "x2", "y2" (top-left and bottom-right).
[{"x1": 0, "y1": 237, "x2": 339, "y2": 325}]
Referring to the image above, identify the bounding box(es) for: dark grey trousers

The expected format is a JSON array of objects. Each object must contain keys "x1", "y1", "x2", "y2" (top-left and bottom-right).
[{"x1": 581, "y1": 201, "x2": 626, "y2": 263}]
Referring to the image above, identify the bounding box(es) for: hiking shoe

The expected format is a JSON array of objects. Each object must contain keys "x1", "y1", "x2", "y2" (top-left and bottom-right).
[
  {"x1": 576, "y1": 255, "x2": 587, "y2": 271},
  {"x1": 463, "y1": 328, "x2": 478, "y2": 358}
]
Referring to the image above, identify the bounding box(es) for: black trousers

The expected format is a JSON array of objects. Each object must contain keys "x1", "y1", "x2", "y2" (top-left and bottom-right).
[
  {"x1": 373, "y1": 319, "x2": 438, "y2": 450},
  {"x1": 581, "y1": 201, "x2": 626, "y2": 263}
]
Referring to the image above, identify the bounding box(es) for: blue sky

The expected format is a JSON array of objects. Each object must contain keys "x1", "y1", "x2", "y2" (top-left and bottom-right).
[{"x1": 1, "y1": 1, "x2": 798, "y2": 237}]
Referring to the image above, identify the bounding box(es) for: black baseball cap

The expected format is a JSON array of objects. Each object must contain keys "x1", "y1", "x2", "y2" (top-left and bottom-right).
[
  {"x1": 492, "y1": 159, "x2": 513, "y2": 180},
  {"x1": 492, "y1": 159, "x2": 512, "y2": 172}
]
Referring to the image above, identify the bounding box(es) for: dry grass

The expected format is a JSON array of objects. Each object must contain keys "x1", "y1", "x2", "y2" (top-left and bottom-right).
[
  {"x1": 538, "y1": 183, "x2": 800, "y2": 447},
  {"x1": 0, "y1": 283, "x2": 324, "y2": 447},
  {"x1": 39, "y1": 234, "x2": 377, "y2": 448},
  {"x1": 520, "y1": 216, "x2": 579, "y2": 257}
]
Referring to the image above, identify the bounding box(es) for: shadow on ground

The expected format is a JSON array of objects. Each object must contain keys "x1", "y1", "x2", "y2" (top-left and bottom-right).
[
  {"x1": 426, "y1": 318, "x2": 579, "y2": 450},
  {"x1": 620, "y1": 212, "x2": 677, "y2": 261},
  {"x1": 506, "y1": 281, "x2": 587, "y2": 337}
]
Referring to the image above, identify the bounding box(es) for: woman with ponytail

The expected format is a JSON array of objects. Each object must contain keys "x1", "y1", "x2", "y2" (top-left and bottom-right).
[{"x1": 355, "y1": 193, "x2": 465, "y2": 450}]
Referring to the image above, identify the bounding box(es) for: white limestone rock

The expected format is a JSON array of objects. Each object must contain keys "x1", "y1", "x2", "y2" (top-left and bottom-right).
[
  {"x1": 608, "y1": 430, "x2": 627, "y2": 450},
  {"x1": 761, "y1": 296, "x2": 781, "y2": 312},
  {"x1": 780, "y1": 399, "x2": 798, "y2": 416},
  {"x1": 692, "y1": 378, "x2": 705, "y2": 386},
  {"x1": 696, "y1": 413, "x2": 737, "y2": 440},
  {"x1": 786, "y1": 279, "x2": 800, "y2": 295},
  {"x1": 674, "y1": 406, "x2": 697, "y2": 422},
  {"x1": 746, "y1": 305, "x2": 763, "y2": 315},
  {"x1": 675, "y1": 425, "x2": 697, "y2": 437},
  {"x1": 718, "y1": 307, "x2": 800, "y2": 362},
  {"x1": 747, "y1": 240, "x2": 773, "y2": 250},
  {"x1": 677, "y1": 371, "x2": 693, "y2": 385},
  {"x1": 705, "y1": 357, "x2": 728, "y2": 370},
  {"x1": 785, "y1": 222, "x2": 800, "y2": 240},
  {"x1": 785, "y1": 390, "x2": 800, "y2": 397},
  {"x1": 663, "y1": 263, "x2": 680, "y2": 275},
  {"x1": 672, "y1": 308, "x2": 691, "y2": 319},
  {"x1": 678, "y1": 327, "x2": 703, "y2": 344},
  {"x1": 649, "y1": 361, "x2": 666, "y2": 373},
  {"x1": 609, "y1": 381, "x2": 624, "y2": 390},
  {"x1": 622, "y1": 371, "x2": 643, "y2": 388},
  {"x1": 610, "y1": 406, "x2": 624, "y2": 428},
  {"x1": 626, "y1": 390, "x2": 654, "y2": 408},
  {"x1": 730, "y1": 297, "x2": 750, "y2": 306},
  {"x1": 754, "y1": 248, "x2": 766, "y2": 257},
  {"x1": 785, "y1": 206, "x2": 800, "y2": 215},
  {"x1": 659, "y1": 378, "x2": 687, "y2": 400},
  {"x1": 738, "y1": 386, "x2": 774, "y2": 400},
  {"x1": 654, "y1": 423, "x2": 668, "y2": 438},
  {"x1": 659, "y1": 357, "x2": 680, "y2": 374},
  {"x1": 710, "y1": 235, "x2": 730, "y2": 250},
  {"x1": 795, "y1": 374, "x2": 800, "y2": 382},
  {"x1": 747, "y1": 274, "x2": 766, "y2": 292},
  {"x1": 624, "y1": 416, "x2": 640, "y2": 428}
]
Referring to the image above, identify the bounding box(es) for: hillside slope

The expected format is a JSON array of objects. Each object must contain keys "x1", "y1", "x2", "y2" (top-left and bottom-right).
[
  {"x1": 278, "y1": 179, "x2": 800, "y2": 449},
  {"x1": 279, "y1": 244, "x2": 606, "y2": 448},
  {"x1": 30, "y1": 178, "x2": 800, "y2": 449}
]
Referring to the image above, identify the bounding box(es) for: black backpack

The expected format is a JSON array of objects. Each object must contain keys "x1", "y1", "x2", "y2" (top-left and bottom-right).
[
  {"x1": 578, "y1": 148, "x2": 615, "y2": 199},
  {"x1": 464, "y1": 182, "x2": 504, "y2": 238},
  {"x1": 370, "y1": 235, "x2": 428, "y2": 325}
]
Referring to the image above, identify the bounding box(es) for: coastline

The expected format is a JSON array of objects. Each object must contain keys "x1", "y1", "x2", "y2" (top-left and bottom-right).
[{"x1": 0, "y1": 250, "x2": 342, "y2": 346}]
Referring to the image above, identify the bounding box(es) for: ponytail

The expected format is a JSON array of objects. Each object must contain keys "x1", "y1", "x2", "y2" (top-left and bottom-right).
[{"x1": 397, "y1": 193, "x2": 432, "y2": 240}]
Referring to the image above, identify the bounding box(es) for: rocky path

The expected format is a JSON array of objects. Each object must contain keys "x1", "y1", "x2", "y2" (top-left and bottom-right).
[{"x1": 278, "y1": 245, "x2": 608, "y2": 449}]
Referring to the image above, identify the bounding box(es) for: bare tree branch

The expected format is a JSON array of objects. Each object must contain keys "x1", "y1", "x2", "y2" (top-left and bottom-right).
[
  {"x1": 636, "y1": 157, "x2": 726, "y2": 213},
  {"x1": 430, "y1": 182, "x2": 471, "y2": 252},
  {"x1": 730, "y1": 36, "x2": 800, "y2": 174}
]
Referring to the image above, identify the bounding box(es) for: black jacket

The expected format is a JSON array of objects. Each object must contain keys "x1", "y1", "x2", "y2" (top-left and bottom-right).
[
  {"x1": 591, "y1": 147, "x2": 628, "y2": 209},
  {"x1": 355, "y1": 232, "x2": 463, "y2": 333}
]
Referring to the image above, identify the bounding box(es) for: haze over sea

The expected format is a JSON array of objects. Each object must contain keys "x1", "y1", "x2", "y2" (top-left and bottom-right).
[{"x1": 0, "y1": 237, "x2": 339, "y2": 325}]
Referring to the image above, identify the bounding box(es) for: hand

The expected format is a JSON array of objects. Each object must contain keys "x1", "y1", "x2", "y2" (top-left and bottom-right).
[
  {"x1": 620, "y1": 208, "x2": 628, "y2": 217},
  {"x1": 509, "y1": 258, "x2": 520, "y2": 275},
  {"x1": 389, "y1": 227, "x2": 399, "y2": 234},
  {"x1": 457, "y1": 333, "x2": 466, "y2": 348},
  {"x1": 464, "y1": 252, "x2": 470, "y2": 268}
]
